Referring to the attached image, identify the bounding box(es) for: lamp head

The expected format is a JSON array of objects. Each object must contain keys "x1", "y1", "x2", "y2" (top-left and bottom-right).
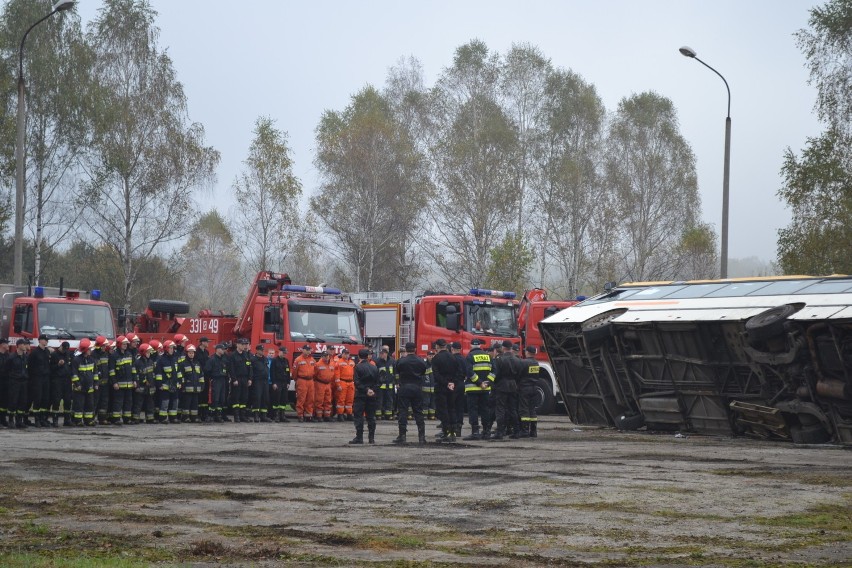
[
  {"x1": 52, "y1": 1, "x2": 75, "y2": 11},
  {"x1": 679, "y1": 46, "x2": 697, "y2": 58}
]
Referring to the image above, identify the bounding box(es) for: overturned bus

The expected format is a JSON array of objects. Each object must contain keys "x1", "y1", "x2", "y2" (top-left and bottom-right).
[{"x1": 539, "y1": 276, "x2": 852, "y2": 445}]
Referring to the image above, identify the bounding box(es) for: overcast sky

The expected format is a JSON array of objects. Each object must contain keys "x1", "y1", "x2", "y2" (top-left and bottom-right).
[{"x1": 74, "y1": 0, "x2": 824, "y2": 264}]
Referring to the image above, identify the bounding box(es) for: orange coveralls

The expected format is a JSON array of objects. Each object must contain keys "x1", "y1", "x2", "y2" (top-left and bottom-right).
[
  {"x1": 335, "y1": 356, "x2": 356, "y2": 417},
  {"x1": 314, "y1": 357, "x2": 335, "y2": 419},
  {"x1": 292, "y1": 353, "x2": 316, "y2": 419}
]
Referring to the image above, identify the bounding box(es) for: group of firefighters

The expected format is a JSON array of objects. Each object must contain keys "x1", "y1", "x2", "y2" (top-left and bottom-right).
[{"x1": 0, "y1": 332, "x2": 544, "y2": 445}]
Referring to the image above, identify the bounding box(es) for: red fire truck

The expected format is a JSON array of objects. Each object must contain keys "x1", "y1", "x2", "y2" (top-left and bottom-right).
[
  {"x1": 131, "y1": 272, "x2": 367, "y2": 357},
  {"x1": 0, "y1": 282, "x2": 116, "y2": 348}
]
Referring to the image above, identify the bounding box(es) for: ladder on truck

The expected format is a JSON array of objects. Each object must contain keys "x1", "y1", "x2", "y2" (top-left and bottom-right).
[{"x1": 351, "y1": 290, "x2": 418, "y2": 353}]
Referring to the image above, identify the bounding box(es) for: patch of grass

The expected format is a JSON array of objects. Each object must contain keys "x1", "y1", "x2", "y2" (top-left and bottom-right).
[
  {"x1": 559, "y1": 500, "x2": 645, "y2": 514},
  {"x1": 652, "y1": 509, "x2": 733, "y2": 522},
  {"x1": 0, "y1": 552, "x2": 152, "y2": 568},
  {"x1": 752, "y1": 503, "x2": 851, "y2": 532},
  {"x1": 363, "y1": 534, "x2": 427, "y2": 550}
]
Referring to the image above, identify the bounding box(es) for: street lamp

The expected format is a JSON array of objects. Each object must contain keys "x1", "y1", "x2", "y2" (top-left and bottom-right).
[
  {"x1": 679, "y1": 45, "x2": 731, "y2": 279},
  {"x1": 13, "y1": 0, "x2": 75, "y2": 286}
]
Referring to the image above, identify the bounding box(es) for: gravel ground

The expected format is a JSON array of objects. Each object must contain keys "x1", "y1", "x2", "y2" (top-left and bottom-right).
[{"x1": 0, "y1": 415, "x2": 849, "y2": 567}]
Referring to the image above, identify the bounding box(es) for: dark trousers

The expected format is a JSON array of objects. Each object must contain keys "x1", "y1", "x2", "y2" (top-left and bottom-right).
[
  {"x1": 494, "y1": 387, "x2": 520, "y2": 434},
  {"x1": 49, "y1": 377, "x2": 65, "y2": 414},
  {"x1": 159, "y1": 385, "x2": 179, "y2": 418},
  {"x1": 111, "y1": 387, "x2": 133, "y2": 420},
  {"x1": 519, "y1": 384, "x2": 539, "y2": 423},
  {"x1": 396, "y1": 383, "x2": 424, "y2": 431},
  {"x1": 181, "y1": 392, "x2": 199, "y2": 418},
  {"x1": 96, "y1": 384, "x2": 110, "y2": 422},
  {"x1": 454, "y1": 381, "x2": 465, "y2": 426},
  {"x1": 251, "y1": 381, "x2": 269, "y2": 413},
  {"x1": 230, "y1": 378, "x2": 249, "y2": 412},
  {"x1": 72, "y1": 390, "x2": 95, "y2": 423},
  {"x1": 132, "y1": 388, "x2": 156, "y2": 421},
  {"x1": 353, "y1": 394, "x2": 378, "y2": 433},
  {"x1": 435, "y1": 385, "x2": 458, "y2": 430},
  {"x1": 270, "y1": 382, "x2": 286, "y2": 412},
  {"x1": 8, "y1": 379, "x2": 28, "y2": 415},
  {"x1": 30, "y1": 377, "x2": 49, "y2": 415},
  {"x1": 466, "y1": 391, "x2": 492, "y2": 431},
  {"x1": 378, "y1": 386, "x2": 395, "y2": 417},
  {"x1": 211, "y1": 379, "x2": 229, "y2": 413}
]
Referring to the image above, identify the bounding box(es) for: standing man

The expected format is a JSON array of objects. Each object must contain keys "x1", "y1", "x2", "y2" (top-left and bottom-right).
[
  {"x1": 196, "y1": 337, "x2": 211, "y2": 422},
  {"x1": 7, "y1": 339, "x2": 30, "y2": 428},
  {"x1": 292, "y1": 345, "x2": 316, "y2": 422},
  {"x1": 491, "y1": 340, "x2": 522, "y2": 440},
  {"x1": 376, "y1": 348, "x2": 395, "y2": 420},
  {"x1": 463, "y1": 338, "x2": 493, "y2": 440},
  {"x1": 334, "y1": 349, "x2": 355, "y2": 421},
  {"x1": 28, "y1": 334, "x2": 51, "y2": 427},
  {"x1": 109, "y1": 336, "x2": 137, "y2": 425},
  {"x1": 450, "y1": 341, "x2": 467, "y2": 438},
  {"x1": 181, "y1": 344, "x2": 205, "y2": 422},
  {"x1": 421, "y1": 349, "x2": 436, "y2": 421},
  {"x1": 518, "y1": 345, "x2": 542, "y2": 438},
  {"x1": 350, "y1": 348, "x2": 380, "y2": 445},
  {"x1": 49, "y1": 341, "x2": 73, "y2": 427},
  {"x1": 270, "y1": 346, "x2": 291, "y2": 422},
  {"x1": 431, "y1": 339, "x2": 458, "y2": 443},
  {"x1": 155, "y1": 340, "x2": 182, "y2": 423},
  {"x1": 393, "y1": 342, "x2": 427, "y2": 444},
  {"x1": 0, "y1": 338, "x2": 10, "y2": 427},
  {"x1": 133, "y1": 343, "x2": 157, "y2": 424},
  {"x1": 228, "y1": 338, "x2": 252, "y2": 422},
  {"x1": 205, "y1": 343, "x2": 230, "y2": 423},
  {"x1": 70, "y1": 338, "x2": 98, "y2": 427},
  {"x1": 313, "y1": 350, "x2": 335, "y2": 422},
  {"x1": 249, "y1": 344, "x2": 272, "y2": 423},
  {"x1": 92, "y1": 336, "x2": 110, "y2": 425}
]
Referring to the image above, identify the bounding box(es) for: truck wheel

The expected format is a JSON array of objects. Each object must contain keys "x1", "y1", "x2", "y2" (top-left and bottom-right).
[
  {"x1": 790, "y1": 424, "x2": 831, "y2": 445},
  {"x1": 148, "y1": 299, "x2": 190, "y2": 315},
  {"x1": 615, "y1": 412, "x2": 645, "y2": 431},
  {"x1": 535, "y1": 378, "x2": 556, "y2": 416},
  {"x1": 581, "y1": 309, "x2": 626, "y2": 347},
  {"x1": 745, "y1": 304, "x2": 799, "y2": 344}
]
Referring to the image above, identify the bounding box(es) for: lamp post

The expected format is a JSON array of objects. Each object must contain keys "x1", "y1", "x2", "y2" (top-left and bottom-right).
[
  {"x1": 13, "y1": 0, "x2": 75, "y2": 287},
  {"x1": 679, "y1": 46, "x2": 731, "y2": 279}
]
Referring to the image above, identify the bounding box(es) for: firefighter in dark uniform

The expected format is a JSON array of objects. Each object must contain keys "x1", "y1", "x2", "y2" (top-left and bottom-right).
[
  {"x1": 270, "y1": 347, "x2": 291, "y2": 422},
  {"x1": 491, "y1": 340, "x2": 522, "y2": 440},
  {"x1": 133, "y1": 343, "x2": 157, "y2": 423},
  {"x1": 393, "y1": 343, "x2": 428, "y2": 444},
  {"x1": 205, "y1": 343, "x2": 230, "y2": 422},
  {"x1": 228, "y1": 338, "x2": 252, "y2": 422},
  {"x1": 50, "y1": 341, "x2": 73, "y2": 427},
  {"x1": 92, "y1": 337, "x2": 110, "y2": 424},
  {"x1": 376, "y1": 348, "x2": 395, "y2": 420},
  {"x1": 28, "y1": 335, "x2": 51, "y2": 427},
  {"x1": 463, "y1": 338, "x2": 493, "y2": 440},
  {"x1": 109, "y1": 336, "x2": 137, "y2": 424},
  {"x1": 350, "y1": 348, "x2": 380, "y2": 445},
  {"x1": 518, "y1": 345, "x2": 542, "y2": 438},
  {"x1": 181, "y1": 344, "x2": 205, "y2": 422},
  {"x1": 0, "y1": 338, "x2": 9, "y2": 428},
  {"x1": 421, "y1": 349, "x2": 436, "y2": 421},
  {"x1": 7, "y1": 339, "x2": 30, "y2": 428},
  {"x1": 450, "y1": 342, "x2": 467, "y2": 438},
  {"x1": 71, "y1": 338, "x2": 98, "y2": 426},
  {"x1": 431, "y1": 338, "x2": 459, "y2": 443},
  {"x1": 196, "y1": 337, "x2": 211, "y2": 421},
  {"x1": 155, "y1": 340, "x2": 182, "y2": 423},
  {"x1": 250, "y1": 344, "x2": 272, "y2": 423}
]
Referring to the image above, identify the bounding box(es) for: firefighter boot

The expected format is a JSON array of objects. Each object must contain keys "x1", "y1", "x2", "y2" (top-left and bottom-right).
[
  {"x1": 418, "y1": 424, "x2": 427, "y2": 445},
  {"x1": 463, "y1": 426, "x2": 481, "y2": 441},
  {"x1": 64, "y1": 413, "x2": 74, "y2": 427},
  {"x1": 260, "y1": 412, "x2": 272, "y2": 423},
  {"x1": 392, "y1": 427, "x2": 406, "y2": 444},
  {"x1": 51, "y1": 413, "x2": 59, "y2": 428},
  {"x1": 214, "y1": 411, "x2": 222, "y2": 423},
  {"x1": 349, "y1": 427, "x2": 364, "y2": 444},
  {"x1": 530, "y1": 422, "x2": 538, "y2": 438},
  {"x1": 253, "y1": 411, "x2": 260, "y2": 423},
  {"x1": 368, "y1": 424, "x2": 376, "y2": 444},
  {"x1": 16, "y1": 414, "x2": 26, "y2": 429},
  {"x1": 0, "y1": 412, "x2": 7, "y2": 428},
  {"x1": 454, "y1": 425, "x2": 462, "y2": 438},
  {"x1": 519, "y1": 423, "x2": 530, "y2": 438}
]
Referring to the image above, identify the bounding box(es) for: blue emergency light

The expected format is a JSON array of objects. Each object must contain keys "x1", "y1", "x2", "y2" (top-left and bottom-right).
[
  {"x1": 91, "y1": 289, "x2": 101, "y2": 301},
  {"x1": 281, "y1": 285, "x2": 342, "y2": 295},
  {"x1": 469, "y1": 288, "x2": 517, "y2": 299},
  {"x1": 34, "y1": 286, "x2": 45, "y2": 298}
]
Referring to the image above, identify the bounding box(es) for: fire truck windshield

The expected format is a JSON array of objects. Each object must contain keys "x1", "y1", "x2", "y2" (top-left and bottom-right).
[
  {"x1": 288, "y1": 303, "x2": 363, "y2": 344},
  {"x1": 37, "y1": 302, "x2": 115, "y2": 339},
  {"x1": 465, "y1": 303, "x2": 518, "y2": 337}
]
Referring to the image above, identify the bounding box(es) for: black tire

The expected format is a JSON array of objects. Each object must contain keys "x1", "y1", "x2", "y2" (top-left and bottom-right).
[
  {"x1": 745, "y1": 304, "x2": 799, "y2": 343},
  {"x1": 535, "y1": 377, "x2": 557, "y2": 416},
  {"x1": 148, "y1": 299, "x2": 190, "y2": 315},
  {"x1": 615, "y1": 412, "x2": 645, "y2": 431},
  {"x1": 581, "y1": 309, "x2": 626, "y2": 346},
  {"x1": 790, "y1": 424, "x2": 831, "y2": 445}
]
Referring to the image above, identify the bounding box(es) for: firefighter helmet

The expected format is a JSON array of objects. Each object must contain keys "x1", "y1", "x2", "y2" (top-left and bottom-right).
[
  {"x1": 163, "y1": 340, "x2": 175, "y2": 349},
  {"x1": 117, "y1": 335, "x2": 128, "y2": 345},
  {"x1": 126, "y1": 332, "x2": 139, "y2": 342},
  {"x1": 186, "y1": 344, "x2": 196, "y2": 352},
  {"x1": 174, "y1": 334, "x2": 187, "y2": 344},
  {"x1": 79, "y1": 338, "x2": 91, "y2": 351},
  {"x1": 138, "y1": 343, "x2": 150, "y2": 353},
  {"x1": 149, "y1": 339, "x2": 161, "y2": 350},
  {"x1": 94, "y1": 335, "x2": 107, "y2": 347}
]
